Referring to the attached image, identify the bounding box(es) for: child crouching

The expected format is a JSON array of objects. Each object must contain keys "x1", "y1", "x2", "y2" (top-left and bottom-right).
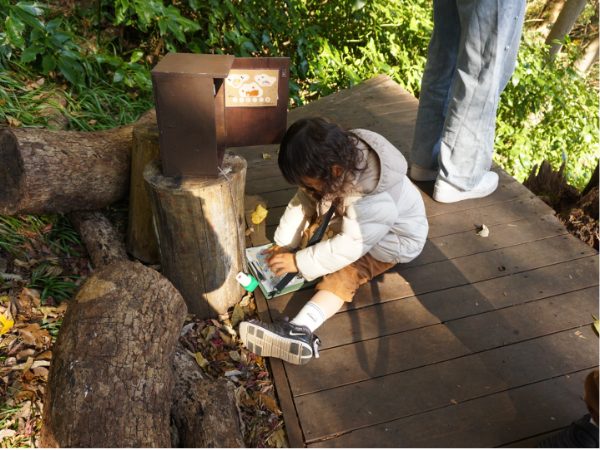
[{"x1": 239, "y1": 117, "x2": 428, "y2": 365}]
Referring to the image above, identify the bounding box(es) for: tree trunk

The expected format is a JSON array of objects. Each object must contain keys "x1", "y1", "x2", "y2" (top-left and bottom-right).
[
  {"x1": 126, "y1": 122, "x2": 161, "y2": 264},
  {"x1": 536, "y1": 0, "x2": 567, "y2": 37},
  {"x1": 144, "y1": 153, "x2": 247, "y2": 318},
  {"x1": 40, "y1": 260, "x2": 188, "y2": 447},
  {"x1": 170, "y1": 344, "x2": 244, "y2": 447},
  {"x1": 546, "y1": 0, "x2": 587, "y2": 59},
  {"x1": 68, "y1": 211, "x2": 129, "y2": 268},
  {"x1": 575, "y1": 34, "x2": 600, "y2": 73},
  {"x1": 0, "y1": 110, "x2": 156, "y2": 215},
  {"x1": 581, "y1": 161, "x2": 599, "y2": 197}
]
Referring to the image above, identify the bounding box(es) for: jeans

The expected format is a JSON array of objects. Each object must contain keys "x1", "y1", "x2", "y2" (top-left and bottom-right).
[{"x1": 411, "y1": 0, "x2": 526, "y2": 190}]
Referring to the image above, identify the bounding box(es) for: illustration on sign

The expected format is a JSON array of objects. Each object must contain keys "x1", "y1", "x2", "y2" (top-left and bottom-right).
[{"x1": 225, "y1": 69, "x2": 279, "y2": 107}]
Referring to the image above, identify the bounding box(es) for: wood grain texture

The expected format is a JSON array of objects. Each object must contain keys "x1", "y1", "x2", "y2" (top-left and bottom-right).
[
  {"x1": 145, "y1": 153, "x2": 247, "y2": 317},
  {"x1": 40, "y1": 261, "x2": 187, "y2": 447},
  {"x1": 126, "y1": 121, "x2": 161, "y2": 263}
]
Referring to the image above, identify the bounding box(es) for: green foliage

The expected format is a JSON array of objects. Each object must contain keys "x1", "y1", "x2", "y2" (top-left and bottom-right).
[
  {"x1": 0, "y1": 214, "x2": 82, "y2": 302},
  {"x1": 0, "y1": 0, "x2": 597, "y2": 187},
  {"x1": 496, "y1": 34, "x2": 599, "y2": 190}
]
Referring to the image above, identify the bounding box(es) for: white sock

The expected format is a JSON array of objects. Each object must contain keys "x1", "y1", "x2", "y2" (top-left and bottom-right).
[{"x1": 291, "y1": 301, "x2": 327, "y2": 332}]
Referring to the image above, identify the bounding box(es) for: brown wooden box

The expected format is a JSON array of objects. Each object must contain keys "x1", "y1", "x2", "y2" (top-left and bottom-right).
[{"x1": 151, "y1": 53, "x2": 289, "y2": 178}]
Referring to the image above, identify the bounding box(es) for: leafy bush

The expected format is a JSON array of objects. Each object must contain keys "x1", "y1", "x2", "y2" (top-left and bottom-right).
[
  {"x1": 496, "y1": 34, "x2": 599, "y2": 190},
  {"x1": 0, "y1": 0, "x2": 597, "y2": 187}
]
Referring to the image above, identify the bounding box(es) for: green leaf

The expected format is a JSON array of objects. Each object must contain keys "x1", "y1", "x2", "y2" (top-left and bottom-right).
[
  {"x1": 5, "y1": 15, "x2": 26, "y2": 48},
  {"x1": 20, "y1": 43, "x2": 42, "y2": 63},
  {"x1": 129, "y1": 50, "x2": 143, "y2": 63},
  {"x1": 15, "y1": 2, "x2": 44, "y2": 17},
  {"x1": 41, "y1": 54, "x2": 56, "y2": 72},
  {"x1": 113, "y1": 69, "x2": 124, "y2": 83},
  {"x1": 57, "y1": 54, "x2": 84, "y2": 86}
]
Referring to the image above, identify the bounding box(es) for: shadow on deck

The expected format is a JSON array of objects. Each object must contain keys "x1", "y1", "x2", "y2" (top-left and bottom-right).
[{"x1": 233, "y1": 76, "x2": 599, "y2": 448}]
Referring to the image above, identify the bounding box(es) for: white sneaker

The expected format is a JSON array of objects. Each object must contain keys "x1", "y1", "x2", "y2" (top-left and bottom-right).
[
  {"x1": 409, "y1": 164, "x2": 438, "y2": 181},
  {"x1": 433, "y1": 171, "x2": 499, "y2": 203}
]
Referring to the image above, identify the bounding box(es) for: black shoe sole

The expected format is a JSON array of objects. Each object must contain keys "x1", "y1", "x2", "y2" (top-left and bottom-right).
[{"x1": 239, "y1": 322, "x2": 313, "y2": 365}]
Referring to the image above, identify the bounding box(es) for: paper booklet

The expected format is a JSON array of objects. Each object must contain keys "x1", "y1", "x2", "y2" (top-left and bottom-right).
[{"x1": 245, "y1": 243, "x2": 316, "y2": 299}]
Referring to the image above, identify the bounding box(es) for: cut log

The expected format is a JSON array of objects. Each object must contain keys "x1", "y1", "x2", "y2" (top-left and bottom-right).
[
  {"x1": 68, "y1": 211, "x2": 129, "y2": 268},
  {"x1": 126, "y1": 121, "x2": 161, "y2": 264},
  {"x1": 0, "y1": 110, "x2": 156, "y2": 215},
  {"x1": 40, "y1": 260, "x2": 187, "y2": 447},
  {"x1": 144, "y1": 153, "x2": 247, "y2": 318},
  {"x1": 171, "y1": 343, "x2": 244, "y2": 447}
]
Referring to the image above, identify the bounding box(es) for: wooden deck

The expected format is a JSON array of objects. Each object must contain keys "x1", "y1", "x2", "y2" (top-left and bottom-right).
[{"x1": 234, "y1": 76, "x2": 599, "y2": 448}]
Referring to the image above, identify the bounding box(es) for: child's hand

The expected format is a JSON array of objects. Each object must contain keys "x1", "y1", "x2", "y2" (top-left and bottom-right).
[
  {"x1": 267, "y1": 252, "x2": 298, "y2": 276},
  {"x1": 262, "y1": 245, "x2": 289, "y2": 259}
]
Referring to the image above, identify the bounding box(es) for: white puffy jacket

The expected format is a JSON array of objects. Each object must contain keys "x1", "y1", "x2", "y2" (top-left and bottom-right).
[{"x1": 274, "y1": 129, "x2": 428, "y2": 281}]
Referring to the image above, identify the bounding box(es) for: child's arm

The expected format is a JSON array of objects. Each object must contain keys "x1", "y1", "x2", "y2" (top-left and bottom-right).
[
  {"x1": 273, "y1": 188, "x2": 316, "y2": 250},
  {"x1": 294, "y1": 192, "x2": 398, "y2": 281}
]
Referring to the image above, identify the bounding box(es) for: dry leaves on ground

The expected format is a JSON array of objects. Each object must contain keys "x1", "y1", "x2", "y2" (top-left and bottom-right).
[
  {"x1": 179, "y1": 293, "x2": 288, "y2": 448},
  {"x1": 0, "y1": 289, "x2": 67, "y2": 448}
]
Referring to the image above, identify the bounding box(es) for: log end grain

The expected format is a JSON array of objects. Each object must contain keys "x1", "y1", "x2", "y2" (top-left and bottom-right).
[{"x1": 0, "y1": 129, "x2": 23, "y2": 214}]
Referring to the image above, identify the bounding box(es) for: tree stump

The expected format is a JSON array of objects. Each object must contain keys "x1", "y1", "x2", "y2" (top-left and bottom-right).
[
  {"x1": 40, "y1": 260, "x2": 187, "y2": 447},
  {"x1": 126, "y1": 122, "x2": 161, "y2": 264},
  {"x1": 171, "y1": 344, "x2": 244, "y2": 447},
  {"x1": 144, "y1": 154, "x2": 247, "y2": 318}
]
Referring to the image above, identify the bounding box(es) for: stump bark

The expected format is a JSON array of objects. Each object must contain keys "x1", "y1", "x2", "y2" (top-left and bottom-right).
[
  {"x1": 171, "y1": 344, "x2": 244, "y2": 447},
  {"x1": 68, "y1": 211, "x2": 128, "y2": 268},
  {"x1": 40, "y1": 260, "x2": 187, "y2": 447},
  {"x1": 126, "y1": 122, "x2": 161, "y2": 264},
  {"x1": 0, "y1": 110, "x2": 156, "y2": 215},
  {"x1": 144, "y1": 153, "x2": 247, "y2": 318}
]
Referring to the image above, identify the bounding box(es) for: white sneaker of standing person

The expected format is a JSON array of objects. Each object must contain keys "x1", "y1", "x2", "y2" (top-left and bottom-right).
[
  {"x1": 409, "y1": 164, "x2": 438, "y2": 182},
  {"x1": 433, "y1": 171, "x2": 499, "y2": 203}
]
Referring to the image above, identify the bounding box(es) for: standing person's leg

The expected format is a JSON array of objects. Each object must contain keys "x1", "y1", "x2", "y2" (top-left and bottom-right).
[
  {"x1": 434, "y1": 0, "x2": 525, "y2": 202},
  {"x1": 410, "y1": 0, "x2": 460, "y2": 180},
  {"x1": 239, "y1": 255, "x2": 395, "y2": 365}
]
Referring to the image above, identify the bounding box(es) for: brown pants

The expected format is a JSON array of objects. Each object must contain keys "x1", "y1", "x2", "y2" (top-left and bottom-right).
[
  {"x1": 315, "y1": 253, "x2": 395, "y2": 302},
  {"x1": 300, "y1": 215, "x2": 396, "y2": 302}
]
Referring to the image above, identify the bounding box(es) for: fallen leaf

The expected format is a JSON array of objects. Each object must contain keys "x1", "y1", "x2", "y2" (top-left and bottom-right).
[
  {"x1": 266, "y1": 428, "x2": 287, "y2": 448},
  {"x1": 194, "y1": 352, "x2": 209, "y2": 369},
  {"x1": 262, "y1": 153, "x2": 272, "y2": 160},
  {"x1": 476, "y1": 224, "x2": 489, "y2": 237},
  {"x1": 250, "y1": 204, "x2": 269, "y2": 225},
  {"x1": 0, "y1": 429, "x2": 16, "y2": 439},
  {"x1": 0, "y1": 312, "x2": 14, "y2": 335},
  {"x1": 231, "y1": 302, "x2": 246, "y2": 327},
  {"x1": 592, "y1": 315, "x2": 599, "y2": 336},
  {"x1": 17, "y1": 324, "x2": 50, "y2": 349},
  {"x1": 7, "y1": 116, "x2": 22, "y2": 127},
  {"x1": 35, "y1": 350, "x2": 52, "y2": 360},
  {"x1": 258, "y1": 392, "x2": 281, "y2": 414}
]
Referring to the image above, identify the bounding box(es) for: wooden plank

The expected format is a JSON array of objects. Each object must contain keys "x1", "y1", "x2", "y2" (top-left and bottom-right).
[
  {"x1": 407, "y1": 215, "x2": 567, "y2": 268},
  {"x1": 285, "y1": 287, "x2": 598, "y2": 395},
  {"x1": 265, "y1": 237, "x2": 598, "y2": 320},
  {"x1": 308, "y1": 370, "x2": 591, "y2": 448},
  {"x1": 267, "y1": 257, "x2": 599, "y2": 340},
  {"x1": 426, "y1": 193, "x2": 553, "y2": 238},
  {"x1": 294, "y1": 326, "x2": 598, "y2": 441},
  {"x1": 245, "y1": 174, "x2": 294, "y2": 195},
  {"x1": 261, "y1": 191, "x2": 556, "y2": 238},
  {"x1": 315, "y1": 272, "x2": 598, "y2": 350},
  {"x1": 252, "y1": 289, "x2": 306, "y2": 448},
  {"x1": 377, "y1": 234, "x2": 596, "y2": 299}
]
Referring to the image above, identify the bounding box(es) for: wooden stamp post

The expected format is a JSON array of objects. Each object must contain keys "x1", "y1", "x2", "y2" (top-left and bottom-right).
[{"x1": 143, "y1": 154, "x2": 247, "y2": 317}]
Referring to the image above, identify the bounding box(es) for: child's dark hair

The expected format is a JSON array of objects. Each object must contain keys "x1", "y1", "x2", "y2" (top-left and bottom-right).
[{"x1": 278, "y1": 117, "x2": 365, "y2": 196}]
